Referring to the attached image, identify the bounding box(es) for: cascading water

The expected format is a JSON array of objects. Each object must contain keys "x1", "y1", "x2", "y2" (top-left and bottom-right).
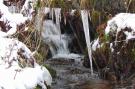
[
  {"x1": 42, "y1": 8, "x2": 83, "y2": 61},
  {"x1": 81, "y1": 10, "x2": 93, "y2": 75},
  {"x1": 42, "y1": 20, "x2": 70, "y2": 56}
]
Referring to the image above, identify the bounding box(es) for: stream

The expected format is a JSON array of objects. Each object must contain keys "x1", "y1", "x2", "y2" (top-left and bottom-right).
[
  {"x1": 42, "y1": 8, "x2": 135, "y2": 89},
  {"x1": 45, "y1": 59, "x2": 100, "y2": 89},
  {"x1": 42, "y1": 8, "x2": 112, "y2": 89}
]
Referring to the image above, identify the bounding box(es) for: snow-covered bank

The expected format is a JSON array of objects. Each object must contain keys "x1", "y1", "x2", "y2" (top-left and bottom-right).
[
  {"x1": 105, "y1": 13, "x2": 135, "y2": 40},
  {"x1": 91, "y1": 13, "x2": 135, "y2": 84},
  {"x1": 0, "y1": 0, "x2": 52, "y2": 89}
]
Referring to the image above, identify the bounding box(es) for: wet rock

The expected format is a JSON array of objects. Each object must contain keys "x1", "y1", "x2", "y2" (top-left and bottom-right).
[
  {"x1": 74, "y1": 80, "x2": 113, "y2": 89},
  {"x1": 83, "y1": 58, "x2": 90, "y2": 68}
]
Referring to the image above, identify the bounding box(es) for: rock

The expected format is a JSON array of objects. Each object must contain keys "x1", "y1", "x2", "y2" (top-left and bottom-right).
[{"x1": 74, "y1": 80, "x2": 113, "y2": 89}]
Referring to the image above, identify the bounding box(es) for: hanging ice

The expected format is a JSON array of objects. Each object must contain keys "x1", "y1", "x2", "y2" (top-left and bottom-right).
[
  {"x1": 81, "y1": 10, "x2": 93, "y2": 75},
  {"x1": 54, "y1": 8, "x2": 61, "y2": 34}
]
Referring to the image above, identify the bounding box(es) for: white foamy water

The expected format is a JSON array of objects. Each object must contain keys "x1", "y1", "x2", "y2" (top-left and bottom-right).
[
  {"x1": 81, "y1": 10, "x2": 93, "y2": 75},
  {"x1": 42, "y1": 19, "x2": 83, "y2": 60},
  {"x1": 42, "y1": 7, "x2": 84, "y2": 61}
]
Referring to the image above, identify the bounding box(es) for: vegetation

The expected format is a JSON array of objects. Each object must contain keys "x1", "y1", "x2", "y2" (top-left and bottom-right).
[{"x1": 3, "y1": 0, "x2": 135, "y2": 88}]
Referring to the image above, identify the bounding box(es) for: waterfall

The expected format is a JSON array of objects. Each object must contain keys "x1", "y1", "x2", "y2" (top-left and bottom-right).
[
  {"x1": 42, "y1": 8, "x2": 83, "y2": 61},
  {"x1": 42, "y1": 20, "x2": 69, "y2": 55},
  {"x1": 81, "y1": 10, "x2": 93, "y2": 75},
  {"x1": 42, "y1": 20, "x2": 82, "y2": 60}
]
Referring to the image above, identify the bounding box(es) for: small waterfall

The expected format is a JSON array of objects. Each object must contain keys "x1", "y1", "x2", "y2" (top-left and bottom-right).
[
  {"x1": 42, "y1": 19, "x2": 82, "y2": 60},
  {"x1": 42, "y1": 20, "x2": 69, "y2": 55},
  {"x1": 42, "y1": 8, "x2": 83, "y2": 61},
  {"x1": 81, "y1": 10, "x2": 93, "y2": 75}
]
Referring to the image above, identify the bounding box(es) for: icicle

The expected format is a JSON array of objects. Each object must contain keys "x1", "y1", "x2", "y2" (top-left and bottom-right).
[
  {"x1": 54, "y1": 8, "x2": 61, "y2": 33},
  {"x1": 44, "y1": 7, "x2": 50, "y2": 14},
  {"x1": 51, "y1": 8, "x2": 54, "y2": 21},
  {"x1": 64, "y1": 15, "x2": 66, "y2": 25},
  {"x1": 81, "y1": 10, "x2": 93, "y2": 75}
]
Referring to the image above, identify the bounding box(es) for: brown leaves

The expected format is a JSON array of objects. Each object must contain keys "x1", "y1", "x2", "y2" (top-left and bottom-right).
[
  {"x1": 3, "y1": 0, "x2": 25, "y2": 6},
  {"x1": 0, "y1": 20, "x2": 12, "y2": 32}
]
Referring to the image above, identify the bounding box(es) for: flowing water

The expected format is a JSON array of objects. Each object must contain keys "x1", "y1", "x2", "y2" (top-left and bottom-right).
[
  {"x1": 42, "y1": 8, "x2": 83, "y2": 60},
  {"x1": 40, "y1": 8, "x2": 124, "y2": 89},
  {"x1": 81, "y1": 10, "x2": 93, "y2": 75},
  {"x1": 42, "y1": 20, "x2": 83, "y2": 60},
  {"x1": 45, "y1": 59, "x2": 99, "y2": 89}
]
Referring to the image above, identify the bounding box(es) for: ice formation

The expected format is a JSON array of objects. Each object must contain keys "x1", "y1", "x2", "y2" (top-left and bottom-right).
[{"x1": 81, "y1": 10, "x2": 93, "y2": 75}]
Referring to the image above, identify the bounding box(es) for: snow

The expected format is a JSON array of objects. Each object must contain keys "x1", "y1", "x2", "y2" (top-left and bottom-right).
[
  {"x1": 105, "y1": 13, "x2": 135, "y2": 40},
  {"x1": 110, "y1": 43, "x2": 114, "y2": 52},
  {"x1": 91, "y1": 13, "x2": 135, "y2": 51},
  {"x1": 0, "y1": 63, "x2": 52, "y2": 89},
  {"x1": 0, "y1": 37, "x2": 34, "y2": 65},
  {"x1": 70, "y1": 10, "x2": 76, "y2": 16},
  {"x1": 0, "y1": 0, "x2": 33, "y2": 37},
  {"x1": 0, "y1": 0, "x2": 52, "y2": 89},
  {"x1": 91, "y1": 38, "x2": 100, "y2": 51},
  {"x1": 44, "y1": 7, "x2": 50, "y2": 14},
  {"x1": 0, "y1": 37, "x2": 52, "y2": 89},
  {"x1": 21, "y1": 0, "x2": 36, "y2": 18}
]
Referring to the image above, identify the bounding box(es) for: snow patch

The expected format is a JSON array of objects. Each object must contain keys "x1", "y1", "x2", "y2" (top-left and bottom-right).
[{"x1": 105, "y1": 13, "x2": 135, "y2": 40}]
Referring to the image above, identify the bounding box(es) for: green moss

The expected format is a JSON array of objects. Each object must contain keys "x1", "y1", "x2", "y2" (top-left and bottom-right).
[
  {"x1": 50, "y1": 0, "x2": 64, "y2": 8},
  {"x1": 35, "y1": 85, "x2": 42, "y2": 89},
  {"x1": 105, "y1": 34, "x2": 110, "y2": 42},
  {"x1": 35, "y1": 85, "x2": 51, "y2": 89},
  {"x1": 43, "y1": 64, "x2": 57, "y2": 78},
  {"x1": 36, "y1": 0, "x2": 41, "y2": 8}
]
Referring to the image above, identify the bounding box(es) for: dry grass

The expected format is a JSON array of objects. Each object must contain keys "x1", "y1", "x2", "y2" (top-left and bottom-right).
[{"x1": 80, "y1": 0, "x2": 91, "y2": 9}]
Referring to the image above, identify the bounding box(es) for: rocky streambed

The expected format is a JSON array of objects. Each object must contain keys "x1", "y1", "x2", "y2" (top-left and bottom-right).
[{"x1": 45, "y1": 59, "x2": 116, "y2": 89}]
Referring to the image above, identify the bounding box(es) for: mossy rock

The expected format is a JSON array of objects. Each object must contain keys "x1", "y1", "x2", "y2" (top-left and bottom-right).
[
  {"x1": 35, "y1": 85, "x2": 51, "y2": 89},
  {"x1": 35, "y1": 85, "x2": 42, "y2": 89}
]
